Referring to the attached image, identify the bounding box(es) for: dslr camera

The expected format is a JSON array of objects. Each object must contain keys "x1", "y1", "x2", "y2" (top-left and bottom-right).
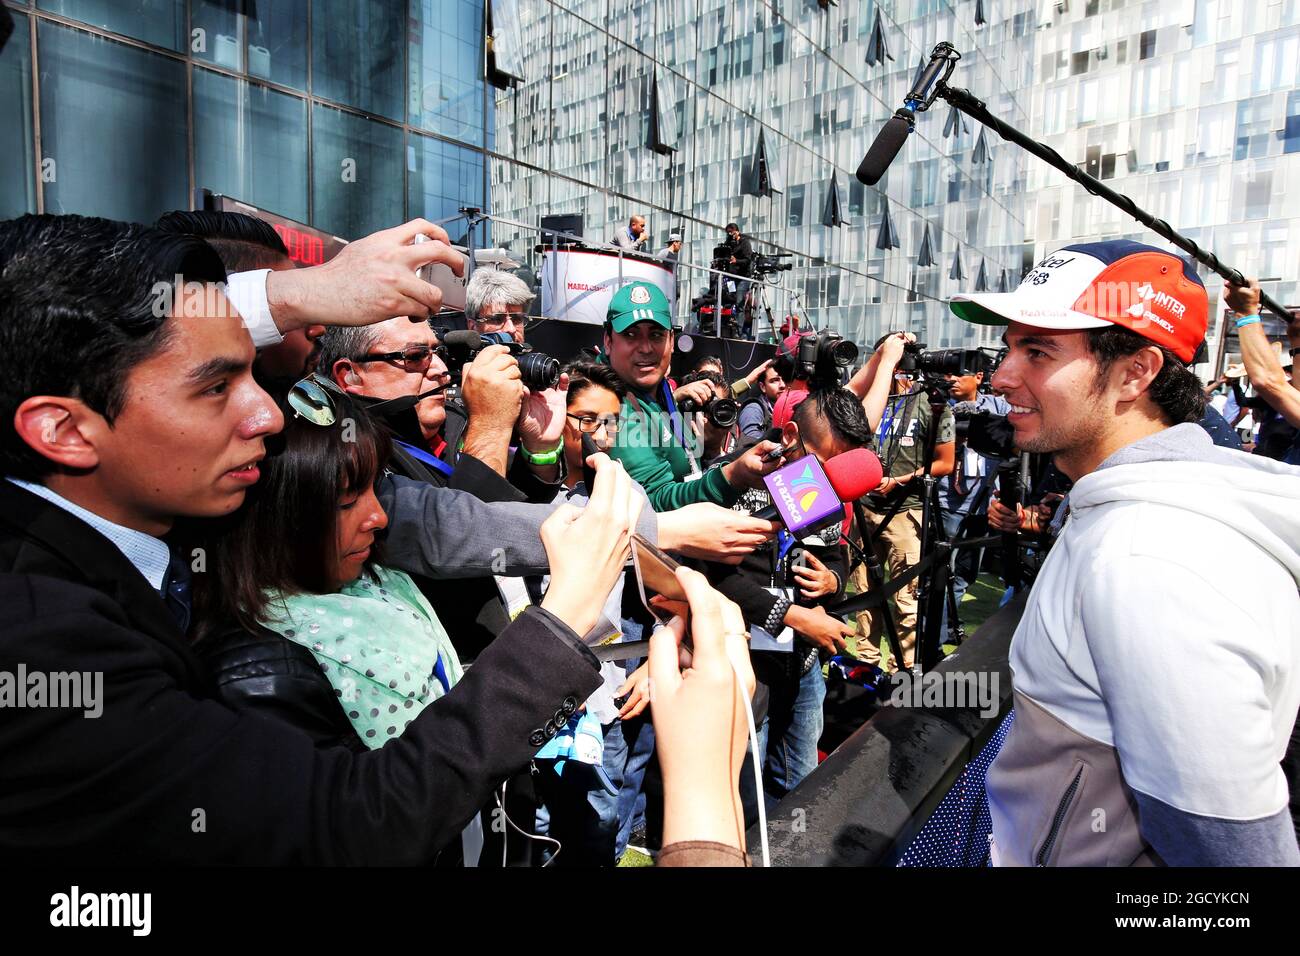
[
  {"x1": 677, "y1": 394, "x2": 739, "y2": 429},
  {"x1": 795, "y1": 329, "x2": 859, "y2": 386},
  {"x1": 438, "y1": 329, "x2": 560, "y2": 391}
]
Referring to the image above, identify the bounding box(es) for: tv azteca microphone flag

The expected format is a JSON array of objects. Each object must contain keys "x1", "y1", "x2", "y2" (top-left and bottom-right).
[{"x1": 761, "y1": 457, "x2": 843, "y2": 536}]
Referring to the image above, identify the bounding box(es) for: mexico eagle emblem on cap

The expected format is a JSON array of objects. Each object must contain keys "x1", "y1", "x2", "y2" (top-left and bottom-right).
[{"x1": 630, "y1": 285, "x2": 651, "y2": 304}]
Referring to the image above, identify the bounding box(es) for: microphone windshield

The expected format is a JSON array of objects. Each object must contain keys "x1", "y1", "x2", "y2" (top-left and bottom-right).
[
  {"x1": 825, "y1": 448, "x2": 885, "y2": 501},
  {"x1": 441, "y1": 329, "x2": 483, "y2": 350},
  {"x1": 856, "y1": 114, "x2": 912, "y2": 186}
]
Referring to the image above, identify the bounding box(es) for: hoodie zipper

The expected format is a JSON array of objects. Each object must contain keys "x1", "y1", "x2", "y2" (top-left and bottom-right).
[{"x1": 1036, "y1": 766, "x2": 1083, "y2": 866}]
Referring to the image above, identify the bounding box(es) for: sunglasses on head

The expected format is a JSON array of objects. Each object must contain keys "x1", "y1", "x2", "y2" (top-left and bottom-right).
[{"x1": 288, "y1": 375, "x2": 446, "y2": 427}]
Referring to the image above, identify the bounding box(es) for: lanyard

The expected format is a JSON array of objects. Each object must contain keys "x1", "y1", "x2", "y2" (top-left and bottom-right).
[
  {"x1": 431, "y1": 653, "x2": 451, "y2": 695},
  {"x1": 877, "y1": 395, "x2": 905, "y2": 447},
  {"x1": 394, "y1": 439, "x2": 454, "y2": 477}
]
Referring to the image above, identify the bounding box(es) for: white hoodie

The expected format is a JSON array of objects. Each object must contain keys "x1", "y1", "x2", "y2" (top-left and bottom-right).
[{"x1": 987, "y1": 423, "x2": 1300, "y2": 866}]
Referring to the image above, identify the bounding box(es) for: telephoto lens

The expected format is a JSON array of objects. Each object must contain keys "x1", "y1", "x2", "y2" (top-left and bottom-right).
[{"x1": 706, "y1": 397, "x2": 738, "y2": 428}]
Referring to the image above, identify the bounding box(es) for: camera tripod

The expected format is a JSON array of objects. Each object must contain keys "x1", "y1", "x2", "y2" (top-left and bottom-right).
[{"x1": 836, "y1": 378, "x2": 1000, "y2": 675}]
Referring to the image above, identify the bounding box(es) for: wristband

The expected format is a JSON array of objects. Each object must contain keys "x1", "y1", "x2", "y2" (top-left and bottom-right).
[
  {"x1": 1235, "y1": 314, "x2": 1261, "y2": 328},
  {"x1": 519, "y1": 440, "x2": 564, "y2": 465}
]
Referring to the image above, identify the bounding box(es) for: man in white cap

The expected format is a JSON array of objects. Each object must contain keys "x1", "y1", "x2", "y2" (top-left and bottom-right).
[{"x1": 953, "y1": 239, "x2": 1300, "y2": 866}]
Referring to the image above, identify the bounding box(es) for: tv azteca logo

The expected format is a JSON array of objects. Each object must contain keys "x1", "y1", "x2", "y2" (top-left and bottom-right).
[{"x1": 789, "y1": 464, "x2": 821, "y2": 517}]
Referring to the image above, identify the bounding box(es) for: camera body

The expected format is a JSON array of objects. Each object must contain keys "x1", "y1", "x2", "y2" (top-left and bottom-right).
[
  {"x1": 895, "y1": 342, "x2": 990, "y2": 378},
  {"x1": 439, "y1": 329, "x2": 560, "y2": 391},
  {"x1": 677, "y1": 395, "x2": 739, "y2": 429},
  {"x1": 752, "y1": 253, "x2": 793, "y2": 276},
  {"x1": 795, "y1": 329, "x2": 859, "y2": 386}
]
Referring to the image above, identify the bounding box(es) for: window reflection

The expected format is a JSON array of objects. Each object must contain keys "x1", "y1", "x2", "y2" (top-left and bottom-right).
[
  {"x1": 37, "y1": 22, "x2": 188, "y2": 223},
  {"x1": 194, "y1": 69, "x2": 309, "y2": 223}
]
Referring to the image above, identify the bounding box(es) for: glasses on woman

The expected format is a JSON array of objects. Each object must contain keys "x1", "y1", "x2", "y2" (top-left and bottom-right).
[
  {"x1": 356, "y1": 344, "x2": 439, "y2": 371},
  {"x1": 564, "y1": 413, "x2": 620, "y2": 435}
]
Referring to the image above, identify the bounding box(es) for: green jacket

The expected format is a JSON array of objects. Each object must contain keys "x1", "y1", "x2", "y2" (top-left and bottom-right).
[{"x1": 609, "y1": 387, "x2": 740, "y2": 513}]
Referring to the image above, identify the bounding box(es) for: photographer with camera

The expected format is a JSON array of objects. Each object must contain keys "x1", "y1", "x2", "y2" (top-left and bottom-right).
[
  {"x1": 603, "y1": 282, "x2": 782, "y2": 512},
  {"x1": 850, "y1": 333, "x2": 956, "y2": 675},
  {"x1": 679, "y1": 369, "x2": 742, "y2": 461},
  {"x1": 318, "y1": 320, "x2": 562, "y2": 500}
]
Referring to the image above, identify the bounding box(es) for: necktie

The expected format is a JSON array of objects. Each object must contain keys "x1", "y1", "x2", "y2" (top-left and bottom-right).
[{"x1": 161, "y1": 551, "x2": 193, "y2": 635}]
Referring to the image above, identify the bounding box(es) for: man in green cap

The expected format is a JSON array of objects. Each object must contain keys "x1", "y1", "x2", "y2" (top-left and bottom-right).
[{"x1": 603, "y1": 281, "x2": 779, "y2": 512}]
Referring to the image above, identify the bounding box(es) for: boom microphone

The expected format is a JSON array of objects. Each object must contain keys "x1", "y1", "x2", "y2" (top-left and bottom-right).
[
  {"x1": 856, "y1": 41, "x2": 959, "y2": 186},
  {"x1": 754, "y1": 448, "x2": 883, "y2": 536},
  {"x1": 856, "y1": 112, "x2": 913, "y2": 186}
]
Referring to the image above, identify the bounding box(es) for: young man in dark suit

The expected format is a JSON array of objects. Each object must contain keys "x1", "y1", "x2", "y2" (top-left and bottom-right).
[{"x1": 0, "y1": 214, "x2": 638, "y2": 864}]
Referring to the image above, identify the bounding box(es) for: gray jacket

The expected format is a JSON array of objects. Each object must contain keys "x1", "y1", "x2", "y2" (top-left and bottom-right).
[
  {"x1": 987, "y1": 424, "x2": 1300, "y2": 866},
  {"x1": 377, "y1": 475, "x2": 658, "y2": 579}
]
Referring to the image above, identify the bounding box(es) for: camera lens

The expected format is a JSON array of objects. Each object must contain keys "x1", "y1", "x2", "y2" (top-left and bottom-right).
[
  {"x1": 828, "y1": 339, "x2": 859, "y2": 366},
  {"x1": 709, "y1": 398, "x2": 739, "y2": 428},
  {"x1": 518, "y1": 352, "x2": 560, "y2": 391}
]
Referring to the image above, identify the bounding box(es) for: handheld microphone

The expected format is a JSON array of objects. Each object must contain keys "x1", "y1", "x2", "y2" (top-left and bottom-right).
[
  {"x1": 441, "y1": 329, "x2": 484, "y2": 350},
  {"x1": 754, "y1": 448, "x2": 884, "y2": 537}
]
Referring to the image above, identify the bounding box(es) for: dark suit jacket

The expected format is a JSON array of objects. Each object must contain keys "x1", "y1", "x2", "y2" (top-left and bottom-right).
[{"x1": 0, "y1": 480, "x2": 601, "y2": 864}]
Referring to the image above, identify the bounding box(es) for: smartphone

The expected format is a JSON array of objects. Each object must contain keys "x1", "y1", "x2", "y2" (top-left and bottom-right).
[
  {"x1": 630, "y1": 533, "x2": 687, "y2": 624},
  {"x1": 590, "y1": 534, "x2": 686, "y2": 665},
  {"x1": 412, "y1": 233, "x2": 468, "y2": 314},
  {"x1": 580, "y1": 432, "x2": 599, "y2": 494}
]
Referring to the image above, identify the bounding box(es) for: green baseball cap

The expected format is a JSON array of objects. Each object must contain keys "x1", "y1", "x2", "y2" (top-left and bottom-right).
[{"x1": 606, "y1": 281, "x2": 672, "y2": 333}]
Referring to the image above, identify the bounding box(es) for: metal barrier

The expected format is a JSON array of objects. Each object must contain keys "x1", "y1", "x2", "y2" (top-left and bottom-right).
[{"x1": 745, "y1": 592, "x2": 1023, "y2": 866}]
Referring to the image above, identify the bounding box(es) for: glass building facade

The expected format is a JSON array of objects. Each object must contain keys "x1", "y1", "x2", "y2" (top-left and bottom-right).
[
  {"x1": 491, "y1": 0, "x2": 1037, "y2": 349},
  {"x1": 0, "y1": 0, "x2": 493, "y2": 242},
  {"x1": 2, "y1": 0, "x2": 1297, "y2": 354},
  {"x1": 1027, "y1": 0, "x2": 1300, "y2": 357}
]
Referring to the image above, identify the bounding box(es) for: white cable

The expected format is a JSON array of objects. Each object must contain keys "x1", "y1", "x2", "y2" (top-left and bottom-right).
[
  {"x1": 732, "y1": 654, "x2": 769, "y2": 868},
  {"x1": 494, "y1": 780, "x2": 563, "y2": 867}
]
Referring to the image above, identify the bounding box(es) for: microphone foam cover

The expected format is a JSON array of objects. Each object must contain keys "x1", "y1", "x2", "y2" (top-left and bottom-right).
[
  {"x1": 441, "y1": 329, "x2": 483, "y2": 350},
  {"x1": 856, "y1": 115, "x2": 912, "y2": 186},
  {"x1": 825, "y1": 448, "x2": 885, "y2": 501}
]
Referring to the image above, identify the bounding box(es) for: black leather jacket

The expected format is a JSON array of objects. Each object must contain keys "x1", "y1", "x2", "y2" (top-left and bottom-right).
[{"x1": 201, "y1": 623, "x2": 366, "y2": 752}]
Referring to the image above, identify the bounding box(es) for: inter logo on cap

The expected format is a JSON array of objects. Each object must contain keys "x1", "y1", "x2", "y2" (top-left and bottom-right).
[{"x1": 630, "y1": 285, "x2": 651, "y2": 304}]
